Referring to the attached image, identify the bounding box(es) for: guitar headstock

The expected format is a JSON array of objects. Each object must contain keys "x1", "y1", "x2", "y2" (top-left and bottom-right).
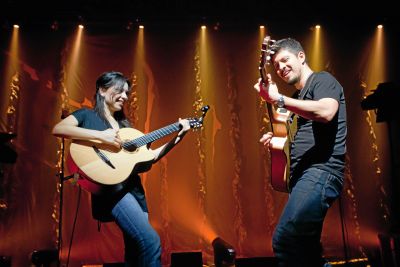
[
  {"x1": 259, "y1": 36, "x2": 276, "y2": 83},
  {"x1": 188, "y1": 105, "x2": 210, "y2": 129}
]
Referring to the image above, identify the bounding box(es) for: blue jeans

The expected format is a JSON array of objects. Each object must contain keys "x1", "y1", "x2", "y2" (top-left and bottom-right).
[
  {"x1": 272, "y1": 167, "x2": 343, "y2": 267},
  {"x1": 112, "y1": 193, "x2": 161, "y2": 267}
]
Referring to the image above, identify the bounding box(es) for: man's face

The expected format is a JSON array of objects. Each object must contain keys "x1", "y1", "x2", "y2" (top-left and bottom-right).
[{"x1": 272, "y1": 49, "x2": 304, "y2": 85}]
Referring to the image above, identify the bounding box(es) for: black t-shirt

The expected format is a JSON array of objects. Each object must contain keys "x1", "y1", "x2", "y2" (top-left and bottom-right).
[
  {"x1": 71, "y1": 108, "x2": 148, "y2": 222},
  {"x1": 290, "y1": 71, "x2": 347, "y2": 180}
]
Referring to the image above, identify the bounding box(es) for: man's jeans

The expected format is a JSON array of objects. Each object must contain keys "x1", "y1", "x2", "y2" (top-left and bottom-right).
[
  {"x1": 112, "y1": 193, "x2": 161, "y2": 267},
  {"x1": 272, "y1": 167, "x2": 344, "y2": 267}
]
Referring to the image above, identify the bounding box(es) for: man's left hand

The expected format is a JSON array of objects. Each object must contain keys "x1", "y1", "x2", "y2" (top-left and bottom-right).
[{"x1": 254, "y1": 74, "x2": 280, "y2": 104}]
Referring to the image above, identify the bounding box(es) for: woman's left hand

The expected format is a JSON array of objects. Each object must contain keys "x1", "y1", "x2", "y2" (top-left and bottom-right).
[{"x1": 178, "y1": 118, "x2": 190, "y2": 137}]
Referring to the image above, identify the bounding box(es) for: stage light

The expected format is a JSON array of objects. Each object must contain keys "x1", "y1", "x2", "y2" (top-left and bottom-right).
[
  {"x1": 201, "y1": 25, "x2": 206, "y2": 29},
  {"x1": 315, "y1": 25, "x2": 321, "y2": 29},
  {"x1": 139, "y1": 25, "x2": 144, "y2": 29},
  {"x1": 361, "y1": 82, "x2": 400, "y2": 122},
  {"x1": 377, "y1": 24, "x2": 383, "y2": 29},
  {"x1": 260, "y1": 25, "x2": 265, "y2": 29},
  {"x1": 126, "y1": 21, "x2": 133, "y2": 30},
  {"x1": 76, "y1": 15, "x2": 85, "y2": 30},
  {"x1": 212, "y1": 237, "x2": 236, "y2": 267},
  {"x1": 51, "y1": 21, "x2": 59, "y2": 31},
  {"x1": 13, "y1": 25, "x2": 19, "y2": 29}
]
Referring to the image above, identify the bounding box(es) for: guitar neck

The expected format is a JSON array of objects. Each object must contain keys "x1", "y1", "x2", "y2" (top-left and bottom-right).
[{"x1": 123, "y1": 122, "x2": 181, "y2": 149}]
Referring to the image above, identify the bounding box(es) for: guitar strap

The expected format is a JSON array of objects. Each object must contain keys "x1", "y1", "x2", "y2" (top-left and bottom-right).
[
  {"x1": 290, "y1": 72, "x2": 317, "y2": 120},
  {"x1": 288, "y1": 72, "x2": 317, "y2": 138},
  {"x1": 298, "y1": 72, "x2": 316, "y2": 100}
]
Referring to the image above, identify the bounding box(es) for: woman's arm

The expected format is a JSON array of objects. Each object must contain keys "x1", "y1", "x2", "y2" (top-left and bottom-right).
[
  {"x1": 150, "y1": 118, "x2": 191, "y2": 162},
  {"x1": 52, "y1": 115, "x2": 121, "y2": 147}
]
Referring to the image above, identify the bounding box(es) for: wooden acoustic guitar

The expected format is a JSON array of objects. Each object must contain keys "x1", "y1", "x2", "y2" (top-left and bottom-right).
[
  {"x1": 259, "y1": 36, "x2": 296, "y2": 193},
  {"x1": 67, "y1": 106, "x2": 209, "y2": 194}
]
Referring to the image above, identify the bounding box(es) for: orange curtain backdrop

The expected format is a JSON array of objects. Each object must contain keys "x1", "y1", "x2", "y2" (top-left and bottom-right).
[{"x1": 0, "y1": 24, "x2": 395, "y2": 266}]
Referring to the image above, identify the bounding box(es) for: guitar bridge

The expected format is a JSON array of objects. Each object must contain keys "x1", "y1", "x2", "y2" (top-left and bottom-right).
[{"x1": 92, "y1": 146, "x2": 116, "y2": 169}]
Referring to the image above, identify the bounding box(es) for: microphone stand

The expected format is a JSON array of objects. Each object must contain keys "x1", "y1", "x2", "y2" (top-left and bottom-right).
[
  {"x1": 57, "y1": 137, "x2": 78, "y2": 266},
  {"x1": 338, "y1": 195, "x2": 349, "y2": 266},
  {"x1": 56, "y1": 136, "x2": 65, "y2": 267},
  {"x1": 57, "y1": 110, "x2": 76, "y2": 267}
]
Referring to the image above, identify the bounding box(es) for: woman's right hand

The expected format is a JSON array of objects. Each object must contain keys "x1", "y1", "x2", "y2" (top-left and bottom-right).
[
  {"x1": 100, "y1": 128, "x2": 122, "y2": 148},
  {"x1": 259, "y1": 132, "x2": 274, "y2": 147}
]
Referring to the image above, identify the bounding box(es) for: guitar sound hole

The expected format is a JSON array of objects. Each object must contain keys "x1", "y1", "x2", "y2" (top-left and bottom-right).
[{"x1": 124, "y1": 143, "x2": 138, "y2": 152}]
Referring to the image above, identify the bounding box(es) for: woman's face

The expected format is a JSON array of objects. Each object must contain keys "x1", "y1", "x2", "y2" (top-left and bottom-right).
[{"x1": 100, "y1": 82, "x2": 129, "y2": 113}]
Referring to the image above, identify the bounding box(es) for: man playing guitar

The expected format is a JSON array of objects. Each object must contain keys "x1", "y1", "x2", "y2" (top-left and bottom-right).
[{"x1": 255, "y1": 37, "x2": 347, "y2": 267}]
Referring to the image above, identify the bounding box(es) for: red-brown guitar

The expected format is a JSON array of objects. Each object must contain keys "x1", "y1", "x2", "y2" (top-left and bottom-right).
[{"x1": 259, "y1": 36, "x2": 295, "y2": 193}]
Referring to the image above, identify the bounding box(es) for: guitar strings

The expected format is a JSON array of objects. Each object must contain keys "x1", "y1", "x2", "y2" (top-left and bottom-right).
[{"x1": 122, "y1": 122, "x2": 181, "y2": 149}]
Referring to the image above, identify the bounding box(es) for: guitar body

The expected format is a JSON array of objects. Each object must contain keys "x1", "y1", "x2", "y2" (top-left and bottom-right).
[
  {"x1": 67, "y1": 128, "x2": 155, "y2": 194},
  {"x1": 268, "y1": 107, "x2": 295, "y2": 193},
  {"x1": 269, "y1": 137, "x2": 290, "y2": 192},
  {"x1": 66, "y1": 106, "x2": 209, "y2": 194}
]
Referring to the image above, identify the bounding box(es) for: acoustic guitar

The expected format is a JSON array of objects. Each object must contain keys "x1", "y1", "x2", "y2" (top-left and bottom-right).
[
  {"x1": 67, "y1": 106, "x2": 209, "y2": 194},
  {"x1": 259, "y1": 36, "x2": 295, "y2": 193}
]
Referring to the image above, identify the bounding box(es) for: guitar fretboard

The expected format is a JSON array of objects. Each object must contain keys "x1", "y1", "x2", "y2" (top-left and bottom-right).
[{"x1": 122, "y1": 122, "x2": 181, "y2": 149}]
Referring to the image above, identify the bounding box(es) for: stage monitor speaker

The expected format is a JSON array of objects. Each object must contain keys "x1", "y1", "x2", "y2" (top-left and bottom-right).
[
  {"x1": 0, "y1": 256, "x2": 11, "y2": 267},
  {"x1": 235, "y1": 257, "x2": 278, "y2": 267},
  {"x1": 170, "y1": 251, "x2": 202, "y2": 267},
  {"x1": 31, "y1": 250, "x2": 58, "y2": 267}
]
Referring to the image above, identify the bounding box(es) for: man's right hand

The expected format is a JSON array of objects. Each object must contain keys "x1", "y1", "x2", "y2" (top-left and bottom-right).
[{"x1": 259, "y1": 132, "x2": 274, "y2": 147}]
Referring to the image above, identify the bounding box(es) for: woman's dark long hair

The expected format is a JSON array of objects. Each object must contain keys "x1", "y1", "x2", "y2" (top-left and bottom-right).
[{"x1": 94, "y1": 71, "x2": 131, "y2": 127}]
